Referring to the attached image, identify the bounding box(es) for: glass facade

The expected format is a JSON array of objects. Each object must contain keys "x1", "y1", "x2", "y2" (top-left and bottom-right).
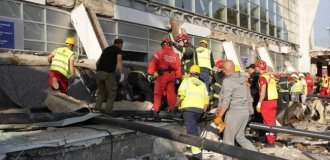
[
  {"x1": 151, "y1": 0, "x2": 300, "y2": 44},
  {"x1": 99, "y1": 18, "x2": 224, "y2": 63},
  {"x1": 0, "y1": 0, "x2": 77, "y2": 52}
]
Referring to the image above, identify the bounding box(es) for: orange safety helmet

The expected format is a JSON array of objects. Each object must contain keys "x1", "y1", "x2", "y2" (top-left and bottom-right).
[
  {"x1": 255, "y1": 60, "x2": 267, "y2": 70},
  {"x1": 215, "y1": 59, "x2": 224, "y2": 69},
  {"x1": 161, "y1": 37, "x2": 171, "y2": 46},
  {"x1": 177, "y1": 33, "x2": 189, "y2": 41}
]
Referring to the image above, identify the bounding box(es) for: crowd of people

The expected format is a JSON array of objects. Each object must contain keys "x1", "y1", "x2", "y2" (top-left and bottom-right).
[{"x1": 47, "y1": 35, "x2": 328, "y2": 160}]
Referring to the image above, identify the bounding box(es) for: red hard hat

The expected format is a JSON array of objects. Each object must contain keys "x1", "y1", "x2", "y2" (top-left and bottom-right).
[
  {"x1": 161, "y1": 37, "x2": 171, "y2": 45},
  {"x1": 177, "y1": 33, "x2": 189, "y2": 41},
  {"x1": 255, "y1": 60, "x2": 267, "y2": 70},
  {"x1": 215, "y1": 59, "x2": 224, "y2": 69}
]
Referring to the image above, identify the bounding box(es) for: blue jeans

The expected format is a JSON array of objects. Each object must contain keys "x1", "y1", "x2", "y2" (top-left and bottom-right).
[
  {"x1": 200, "y1": 67, "x2": 210, "y2": 92},
  {"x1": 183, "y1": 111, "x2": 202, "y2": 136}
]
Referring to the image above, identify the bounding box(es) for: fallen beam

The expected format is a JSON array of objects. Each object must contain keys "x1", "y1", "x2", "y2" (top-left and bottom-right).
[
  {"x1": 249, "y1": 122, "x2": 330, "y2": 141},
  {"x1": 91, "y1": 116, "x2": 284, "y2": 160},
  {"x1": 307, "y1": 94, "x2": 330, "y2": 99}
]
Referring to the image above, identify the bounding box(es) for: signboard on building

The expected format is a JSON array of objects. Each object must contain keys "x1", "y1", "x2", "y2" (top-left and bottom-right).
[
  {"x1": 23, "y1": 0, "x2": 45, "y2": 5},
  {"x1": 0, "y1": 21, "x2": 15, "y2": 49}
]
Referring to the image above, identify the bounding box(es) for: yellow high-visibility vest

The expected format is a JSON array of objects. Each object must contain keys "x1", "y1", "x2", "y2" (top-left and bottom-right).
[
  {"x1": 50, "y1": 47, "x2": 74, "y2": 78},
  {"x1": 260, "y1": 73, "x2": 278, "y2": 100},
  {"x1": 196, "y1": 47, "x2": 212, "y2": 70},
  {"x1": 291, "y1": 80, "x2": 302, "y2": 93},
  {"x1": 178, "y1": 77, "x2": 209, "y2": 109},
  {"x1": 321, "y1": 76, "x2": 329, "y2": 88}
]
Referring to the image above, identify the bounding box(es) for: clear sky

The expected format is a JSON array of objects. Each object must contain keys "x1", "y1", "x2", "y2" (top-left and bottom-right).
[{"x1": 314, "y1": 0, "x2": 330, "y2": 48}]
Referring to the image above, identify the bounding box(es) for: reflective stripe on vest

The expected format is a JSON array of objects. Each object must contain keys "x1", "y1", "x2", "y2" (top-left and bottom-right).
[
  {"x1": 321, "y1": 76, "x2": 329, "y2": 88},
  {"x1": 291, "y1": 80, "x2": 302, "y2": 93},
  {"x1": 179, "y1": 77, "x2": 208, "y2": 110},
  {"x1": 131, "y1": 70, "x2": 146, "y2": 78},
  {"x1": 261, "y1": 73, "x2": 278, "y2": 100},
  {"x1": 50, "y1": 47, "x2": 74, "y2": 78},
  {"x1": 196, "y1": 47, "x2": 212, "y2": 69},
  {"x1": 278, "y1": 80, "x2": 289, "y2": 92}
]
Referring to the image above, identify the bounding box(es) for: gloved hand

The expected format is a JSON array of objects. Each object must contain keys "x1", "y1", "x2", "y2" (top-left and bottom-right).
[
  {"x1": 119, "y1": 73, "x2": 125, "y2": 83},
  {"x1": 256, "y1": 102, "x2": 261, "y2": 113},
  {"x1": 211, "y1": 115, "x2": 226, "y2": 133},
  {"x1": 175, "y1": 79, "x2": 180, "y2": 85}
]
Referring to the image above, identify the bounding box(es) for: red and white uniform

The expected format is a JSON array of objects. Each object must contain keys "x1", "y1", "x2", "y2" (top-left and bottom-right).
[
  {"x1": 305, "y1": 75, "x2": 314, "y2": 94},
  {"x1": 259, "y1": 76, "x2": 277, "y2": 145},
  {"x1": 147, "y1": 46, "x2": 182, "y2": 112}
]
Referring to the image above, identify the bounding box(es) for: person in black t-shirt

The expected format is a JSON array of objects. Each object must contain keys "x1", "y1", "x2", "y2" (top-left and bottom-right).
[
  {"x1": 246, "y1": 64, "x2": 262, "y2": 122},
  {"x1": 95, "y1": 39, "x2": 124, "y2": 113}
]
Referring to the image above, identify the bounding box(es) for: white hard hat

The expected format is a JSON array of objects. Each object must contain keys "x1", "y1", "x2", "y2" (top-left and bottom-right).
[
  {"x1": 298, "y1": 73, "x2": 304, "y2": 77},
  {"x1": 291, "y1": 74, "x2": 298, "y2": 79}
]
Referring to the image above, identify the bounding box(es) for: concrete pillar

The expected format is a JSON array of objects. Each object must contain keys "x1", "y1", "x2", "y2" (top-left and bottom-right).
[{"x1": 298, "y1": 0, "x2": 319, "y2": 72}]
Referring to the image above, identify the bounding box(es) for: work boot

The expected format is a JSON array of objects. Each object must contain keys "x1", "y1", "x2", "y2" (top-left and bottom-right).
[{"x1": 52, "y1": 77, "x2": 59, "y2": 90}]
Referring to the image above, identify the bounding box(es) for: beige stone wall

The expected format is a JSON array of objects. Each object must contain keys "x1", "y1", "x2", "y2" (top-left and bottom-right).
[{"x1": 46, "y1": 0, "x2": 114, "y2": 17}]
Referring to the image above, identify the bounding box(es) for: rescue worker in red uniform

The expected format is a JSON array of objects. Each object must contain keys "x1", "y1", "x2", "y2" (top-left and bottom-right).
[
  {"x1": 305, "y1": 73, "x2": 315, "y2": 94},
  {"x1": 147, "y1": 38, "x2": 182, "y2": 113},
  {"x1": 319, "y1": 69, "x2": 330, "y2": 95},
  {"x1": 255, "y1": 60, "x2": 278, "y2": 147}
]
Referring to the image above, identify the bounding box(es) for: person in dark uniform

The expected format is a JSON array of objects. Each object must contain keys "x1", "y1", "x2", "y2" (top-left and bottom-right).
[
  {"x1": 127, "y1": 67, "x2": 153, "y2": 109},
  {"x1": 246, "y1": 64, "x2": 261, "y2": 122}
]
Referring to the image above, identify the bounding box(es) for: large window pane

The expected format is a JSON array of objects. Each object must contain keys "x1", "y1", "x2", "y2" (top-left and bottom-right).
[
  {"x1": 175, "y1": 0, "x2": 192, "y2": 11},
  {"x1": 195, "y1": 0, "x2": 209, "y2": 16},
  {"x1": 0, "y1": 1, "x2": 20, "y2": 18},
  {"x1": 277, "y1": 27, "x2": 282, "y2": 39},
  {"x1": 117, "y1": 0, "x2": 132, "y2": 7},
  {"x1": 23, "y1": 4, "x2": 44, "y2": 22},
  {"x1": 227, "y1": 0, "x2": 237, "y2": 9},
  {"x1": 149, "y1": 40, "x2": 161, "y2": 54},
  {"x1": 210, "y1": 40, "x2": 224, "y2": 60},
  {"x1": 99, "y1": 20, "x2": 116, "y2": 34},
  {"x1": 260, "y1": 0, "x2": 267, "y2": 9},
  {"x1": 118, "y1": 22, "x2": 147, "y2": 38},
  {"x1": 24, "y1": 41, "x2": 45, "y2": 51},
  {"x1": 260, "y1": 8, "x2": 267, "y2": 21},
  {"x1": 239, "y1": 0, "x2": 248, "y2": 13},
  {"x1": 239, "y1": 45, "x2": 249, "y2": 67},
  {"x1": 149, "y1": 29, "x2": 167, "y2": 41},
  {"x1": 249, "y1": 0, "x2": 259, "y2": 5},
  {"x1": 276, "y1": 15, "x2": 282, "y2": 27},
  {"x1": 47, "y1": 26, "x2": 76, "y2": 43},
  {"x1": 46, "y1": 9, "x2": 71, "y2": 28},
  {"x1": 123, "y1": 51, "x2": 147, "y2": 62},
  {"x1": 47, "y1": 43, "x2": 62, "y2": 52},
  {"x1": 213, "y1": 3, "x2": 226, "y2": 22},
  {"x1": 213, "y1": 0, "x2": 226, "y2": 6},
  {"x1": 240, "y1": 13, "x2": 249, "y2": 29},
  {"x1": 251, "y1": 17, "x2": 259, "y2": 32},
  {"x1": 269, "y1": 0, "x2": 275, "y2": 13},
  {"x1": 227, "y1": 8, "x2": 237, "y2": 25},
  {"x1": 269, "y1": 24, "x2": 275, "y2": 37},
  {"x1": 250, "y1": 3, "x2": 259, "y2": 18},
  {"x1": 104, "y1": 34, "x2": 117, "y2": 45},
  {"x1": 261, "y1": 21, "x2": 268, "y2": 35},
  {"x1": 24, "y1": 22, "x2": 44, "y2": 41},
  {"x1": 121, "y1": 36, "x2": 148, "y2": 52},
  {"x1": 269, "y1": 12, "x2": 275, "y2": 26}
]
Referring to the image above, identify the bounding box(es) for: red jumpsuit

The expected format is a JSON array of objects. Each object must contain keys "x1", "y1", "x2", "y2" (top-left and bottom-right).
[
  {"x1": 259, "y1": 77, "x2": 277, "y2": 145},
  {"x1": 319, "y1": 76, "x2": 330, "y2": 96},
  {"x1": 305, "y1": 76, "x2": 314, "y2": 94},
  {"x1": 147, "y1": 46, "x2": 182, "y2": 112}
]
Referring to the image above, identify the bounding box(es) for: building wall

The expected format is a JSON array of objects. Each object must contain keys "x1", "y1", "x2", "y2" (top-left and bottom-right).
[
  {"x1": 0, "y1": 0, "x2": 78, "y2": 52},
  {"x1": 0, "y1": 0, "x2": 316, "y2": 71}
]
